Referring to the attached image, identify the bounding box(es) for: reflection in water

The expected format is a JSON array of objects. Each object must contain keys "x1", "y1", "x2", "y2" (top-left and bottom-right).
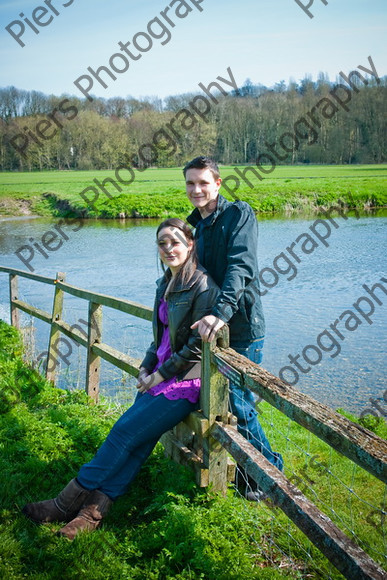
[{"x1": 0, "y1": 211, "x2": 386, "y2": 415}]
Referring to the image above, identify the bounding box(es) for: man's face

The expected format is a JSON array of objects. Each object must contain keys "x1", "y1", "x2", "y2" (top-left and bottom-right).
[{"x1": 185, "y1": 168, "x2": 222, "y2": 218}]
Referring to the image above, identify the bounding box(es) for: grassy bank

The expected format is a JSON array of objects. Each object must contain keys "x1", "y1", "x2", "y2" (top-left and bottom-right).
[
  {"x1": 0, "y1": 320, "x2": 386, "y2": 579},
  {"x1": 0, "y1": 165, "x2": 386, "y2": 219}
]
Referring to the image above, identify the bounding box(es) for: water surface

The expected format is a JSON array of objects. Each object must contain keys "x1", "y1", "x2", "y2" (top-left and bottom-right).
[{"x1": 0, "y1": 211, "x2": 386, "y2": 416}]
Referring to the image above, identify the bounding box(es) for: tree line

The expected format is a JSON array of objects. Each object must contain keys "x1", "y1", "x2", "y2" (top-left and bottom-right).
[{"x1": 0, "y1": 74, "x2": 385, "y2": 172}]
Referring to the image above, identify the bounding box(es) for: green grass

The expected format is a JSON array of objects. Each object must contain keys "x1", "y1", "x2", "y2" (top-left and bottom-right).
[
  {"x1": 0, "y1": 165, "x2": 386, "y2": 218},
  {"x1": 0, "y1": 320, "x2": 386, "y2": 579}
]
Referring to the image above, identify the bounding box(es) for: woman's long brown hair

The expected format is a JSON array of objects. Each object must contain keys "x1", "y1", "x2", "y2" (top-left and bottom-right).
[{"x1": 156, "y1": 218, "x2": 198, "y2": 291}]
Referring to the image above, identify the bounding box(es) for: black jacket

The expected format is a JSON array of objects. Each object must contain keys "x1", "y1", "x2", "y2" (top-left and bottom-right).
[
  {"x1": 141, "y1": 266, "x2": 219, "y2": 381},
  {"x1": 187, "y1": 195, "x2": 265, "y2": 347}
]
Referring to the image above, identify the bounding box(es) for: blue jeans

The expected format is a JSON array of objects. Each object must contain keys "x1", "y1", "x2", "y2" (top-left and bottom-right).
[
  {"x1": 229, "y1": 338, "x2": 284, "y2": 473},
  {"x1": 77, "y1": 392, "x2": 198, "y2": 500}
]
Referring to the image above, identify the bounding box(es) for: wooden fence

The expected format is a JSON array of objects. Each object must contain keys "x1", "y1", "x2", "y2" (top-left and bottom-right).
[{"x1": 1, "y1": 265, "x2": 386, "y2": 580}]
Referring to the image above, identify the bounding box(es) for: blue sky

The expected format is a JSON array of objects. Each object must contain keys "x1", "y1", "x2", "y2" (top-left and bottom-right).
[{"x1": 1, "y1": 0, "x2": 386, "y2": 101}]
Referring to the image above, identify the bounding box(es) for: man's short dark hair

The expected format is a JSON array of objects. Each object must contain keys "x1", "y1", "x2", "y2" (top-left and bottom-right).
[{"x1": 183, "y1": 156, "x2": 220, "y2": 180}]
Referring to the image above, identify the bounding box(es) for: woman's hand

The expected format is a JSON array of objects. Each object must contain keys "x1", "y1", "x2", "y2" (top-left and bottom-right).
[
  {"x1": 136, "y1": 370, "x2": 163, "y2": 393},
  {"x1": 137, "y1": 367, "x2": 149, "y2": 382},
  {"x1": 136, "y1": 367, "x2": 150, "y2": 392}
]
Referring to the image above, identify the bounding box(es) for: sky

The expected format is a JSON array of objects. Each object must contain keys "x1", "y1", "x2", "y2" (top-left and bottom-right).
[{"x1": 0, "y1": 0, "x2": 386, "y2": 102}]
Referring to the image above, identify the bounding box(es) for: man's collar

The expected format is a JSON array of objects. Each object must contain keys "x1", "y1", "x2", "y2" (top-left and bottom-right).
[{"x1": 187, "y1": 195, "x2": 228, "y2": 227}]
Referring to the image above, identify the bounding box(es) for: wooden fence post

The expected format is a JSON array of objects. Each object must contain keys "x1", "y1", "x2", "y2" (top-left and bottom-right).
[
  {"x1": 9, "y1": 274, "x2": 20, "y2": 328},
  {"x1": 200, "y1": 327, "x2": 230, "y2": 494},
  {"x1": 46, "y1": 272, "x2": 66, "y2": 384},
  {"x1": 85, "y1": 301, "x2": 102, "y2": 403}
]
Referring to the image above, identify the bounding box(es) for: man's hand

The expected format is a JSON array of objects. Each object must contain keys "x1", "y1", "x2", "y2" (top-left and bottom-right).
[
  {"x1": 136, "y1": 370, "x2": 163, "y2": 393},
  {"x1": 191, "y1": 315, "x2": 225, "y2": 343}
]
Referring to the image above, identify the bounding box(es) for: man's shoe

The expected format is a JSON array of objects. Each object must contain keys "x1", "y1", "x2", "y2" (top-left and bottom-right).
[{"x1": 245, "y1": 489, "x2": 267, "y2": 502}]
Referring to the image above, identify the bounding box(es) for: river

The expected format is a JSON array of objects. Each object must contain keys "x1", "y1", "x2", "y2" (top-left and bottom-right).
[{"x1": 0, "y1": 210, "x2": 386, "y2": 416}]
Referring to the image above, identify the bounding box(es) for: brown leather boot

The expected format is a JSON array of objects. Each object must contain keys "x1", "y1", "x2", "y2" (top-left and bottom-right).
[
  {"x1": 58, "y1": 489, "x2": 112, "y2": 540},
  {"x1": 22, "y1": 478, "x2": 90, "y2": 524}
]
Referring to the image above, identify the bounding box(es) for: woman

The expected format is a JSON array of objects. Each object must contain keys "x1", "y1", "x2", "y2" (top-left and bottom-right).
[{"x1": 22, "y1": 218, "x2": 219, "y2": 540}]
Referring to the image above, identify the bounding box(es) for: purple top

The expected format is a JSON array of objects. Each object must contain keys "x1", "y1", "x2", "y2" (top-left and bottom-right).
[{"x1": 147, "y1": 297, "x2": 201, "y2": 404}]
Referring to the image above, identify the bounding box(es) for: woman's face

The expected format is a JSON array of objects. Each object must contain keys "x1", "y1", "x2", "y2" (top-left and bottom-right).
[{"x1": 157, "y1": 226, "x2": 193, "y2": 275}]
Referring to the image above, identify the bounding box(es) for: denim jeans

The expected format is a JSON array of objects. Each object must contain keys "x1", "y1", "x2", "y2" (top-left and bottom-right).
[
  {"x1": 77, "y1": 392, "x2": 199, "y2": 500},
  {"x1": 229, "y1": 338, "x2": 284, "y2": 473}
]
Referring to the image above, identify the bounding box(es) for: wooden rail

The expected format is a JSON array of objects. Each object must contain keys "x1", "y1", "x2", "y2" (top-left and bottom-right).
[
  {"x1": 213, "y1": 423, "x2": 385, "y2": 580},
  {"x1": 56, "y1": 280, "x2": 153, "y2": 321},
  {"x1": 212, "y1": 348, "x2": 387, "y2": 484},
  {"x1": 0, "y1": 266, "x2": 151, "y2": 396},
  {"x1": 1, "y1": 265, "x2": 386, "y2": 580}
]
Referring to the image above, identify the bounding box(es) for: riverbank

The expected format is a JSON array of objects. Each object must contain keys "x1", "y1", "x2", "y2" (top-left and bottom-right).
[
  {"x1": 1, "y1": 321, "x2": 385, "y2": 579},
  {"x1": 0, "y1": 165, "x2": 386, "y2": 218}
]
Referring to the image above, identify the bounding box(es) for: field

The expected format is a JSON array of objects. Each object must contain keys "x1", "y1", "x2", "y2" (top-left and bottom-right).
[
  {"x1": 0, "y1": 164, "x2": 386, "y2": 218},
  {"x1": 0, "y1": 320, "x2": 386, "y2": 579}
]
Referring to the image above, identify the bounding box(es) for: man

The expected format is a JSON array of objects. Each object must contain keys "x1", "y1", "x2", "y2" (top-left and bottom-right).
[{"x1": 185, "y1": 156, "x2": 283, "y2": 501}]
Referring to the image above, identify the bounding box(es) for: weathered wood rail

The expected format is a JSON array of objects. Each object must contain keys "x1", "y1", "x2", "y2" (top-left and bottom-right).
[
  {"x1": 213, "y1": 348, "x2": 386, "y2": 484},
  {"x1": 1, "y1": 265, "x2": 386, "y2": 580}
]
